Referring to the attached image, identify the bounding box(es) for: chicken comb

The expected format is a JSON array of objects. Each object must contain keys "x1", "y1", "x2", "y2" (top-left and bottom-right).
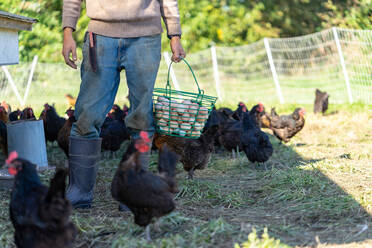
[
  {"x1": 6, "y1": 151, "x2": 18, "y2": 165},
  {"x1": 139, "y1": 131, "x2": 151, "y2": 143},
  {"x1": 135, "y1": 131, "x2": 150, "y2": 153}
]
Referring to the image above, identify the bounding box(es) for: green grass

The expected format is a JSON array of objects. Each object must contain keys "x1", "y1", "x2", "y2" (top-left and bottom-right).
[{"x1": 0, "y1": 106, "x2": 371, "y2": 247}]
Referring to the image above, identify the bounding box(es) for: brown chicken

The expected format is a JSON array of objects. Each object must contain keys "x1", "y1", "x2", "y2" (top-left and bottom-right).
[
  {"x1": 111, "y1": 134, "x2": 178, "y2": 241},
  {"x1": 7, "y1": 152, "x2": 76, "y2": 248},
  {"x1": 1, "y1": 101, "x2": 11, "y2": 113},
  {"x1": 269, "y1": 108, "x2": 306, "y2": 143},
  {"x1": 0, "y1": 105, "x2": 9, "y2": 123},
  {"x1": 154, "y1": 113, "x2": 220, "y2": 179},
  {"x1": 20, "y1": 107, "x2": 36, "y2": 120},
  {"x1": 65, "y1": 94, "x2": 76, "y2": 107},
  {"x1": 314, "y1": 89, "x2": 329, "y2": 114},
  {"x1": 57, "y1": 108, "x2": 76, "y2": 157}
]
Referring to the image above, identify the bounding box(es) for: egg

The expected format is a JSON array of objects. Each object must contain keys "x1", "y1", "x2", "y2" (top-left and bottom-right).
[
  {"x1": 180, "y1": 113, "x2": 190, "y2": 121},
  {"x1": 158, "y1": 96, "x2": 169, "y2": 103},
  {"x1": 179, "y1": 130, "x2": 186, "y2": 136},
  {"x1": 170, "y1": 120, "x2": 179, "y2": 129},
  {"x1": 199, "y1": 106, "x2": 208, "y2": 115},
  {"x1": 190, "y1": 130, "x2": 201, "y2": 137},
  {"x1": 158, "y1": 119, "x2": 168, "y2": 127},
  {"x1": 155, "y1": 102, "x2": 163, "y2": 111},
  {"x1": 162, "y1": 111, "x2": 170, "y2": 119},
  {"x1": 180, "y1": 123, "x2": 191, "y2": 131},
  {"x1": 159, "y1": 126, "x2": 168, "y2": 132},
  {"x1": 196, "y1": 114, "x2": 208, "y2": 122},
  {"x1": 155, "y1": 111, "x2": 163, "y2": 119},
  {"x1": 188, "y1": 104, "x2": 198, "y2": 115},
  {"x1": 193, "y1": 122, "x2": 203, "y2": 131},
  {"x1": 170, "y1": 112, "x2": 180, "y2": 121}
]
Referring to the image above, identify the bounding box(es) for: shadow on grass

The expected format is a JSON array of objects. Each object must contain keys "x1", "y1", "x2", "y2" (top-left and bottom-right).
[{"x1": 224, "y1": 134, "x2": 372, "y2": 247}]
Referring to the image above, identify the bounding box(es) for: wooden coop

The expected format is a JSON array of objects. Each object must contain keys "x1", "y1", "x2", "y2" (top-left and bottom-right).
[{"x1": 0, "y1": 10, "x2": 36, "y2": 66}]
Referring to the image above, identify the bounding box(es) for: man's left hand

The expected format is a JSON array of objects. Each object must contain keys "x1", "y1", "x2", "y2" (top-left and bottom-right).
[{"x1": 170, "y1": 36, "x2": 186, "y2": 63}]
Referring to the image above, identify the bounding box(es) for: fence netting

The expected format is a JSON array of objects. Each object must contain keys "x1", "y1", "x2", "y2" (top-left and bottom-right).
[{"x1": 0, "y1": 27, "x2": 371, "y2": 114}]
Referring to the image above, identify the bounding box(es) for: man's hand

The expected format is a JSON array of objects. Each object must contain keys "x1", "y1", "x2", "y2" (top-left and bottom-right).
[
  {"x1": 170, "y1": 36, "x2": 186, "y2": 63},
  {"x1": 62, "y1": 28, "x2": 78, "y2": 69}
]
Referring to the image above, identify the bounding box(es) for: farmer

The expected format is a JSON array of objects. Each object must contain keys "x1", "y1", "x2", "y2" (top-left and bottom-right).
[{"x1": 62, "y1": 0, "x2": 185, "y2": 209}]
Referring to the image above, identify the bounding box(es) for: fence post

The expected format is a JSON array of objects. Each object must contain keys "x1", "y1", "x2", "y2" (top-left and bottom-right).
[
  {"x1": 163, "y1": 52, "x2": 180, "y2": 91},
  {"x1": 1, "y1": 66, "x2": 24, "y2": 107},
  {"x1": 264, "y1": 38, "x2": 284, "y2": 104},
  {"x1": 23, "y1": 55, "x2": 38, "y2": 105},
  {"x1": 210, "y1": 46, "x2": 223, "y2": 101},
  {"x1": 332, "y1": 27, "x2": 353, "y2": 103}
]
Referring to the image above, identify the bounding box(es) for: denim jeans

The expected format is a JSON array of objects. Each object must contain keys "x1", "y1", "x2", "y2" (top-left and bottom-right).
[{"x1": 70, "y1": 33, "x2": 161, "y2": 139}]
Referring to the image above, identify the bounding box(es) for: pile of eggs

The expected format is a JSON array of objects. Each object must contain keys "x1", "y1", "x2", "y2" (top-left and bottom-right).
[{"x1": 154, "y1": 96, "x2": 209, "y2": 137}]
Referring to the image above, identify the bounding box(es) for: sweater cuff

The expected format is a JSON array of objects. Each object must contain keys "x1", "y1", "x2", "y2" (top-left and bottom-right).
[
  {"x1": 166, "y1": 23, "x2": 182, "y2": 37},
  {"x1": 62, "y1": 16, "x2": 79, "y2": 31}
]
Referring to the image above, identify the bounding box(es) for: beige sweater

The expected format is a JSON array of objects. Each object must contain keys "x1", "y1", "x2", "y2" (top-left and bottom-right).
[{"x1": 62, "y1": 0, "x2": 181, "y2": 38}]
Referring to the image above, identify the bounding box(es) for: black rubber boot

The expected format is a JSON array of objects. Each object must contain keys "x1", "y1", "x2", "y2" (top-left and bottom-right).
[{"x1": 67, "y1": 136, "x2": 101, "y2": 209}]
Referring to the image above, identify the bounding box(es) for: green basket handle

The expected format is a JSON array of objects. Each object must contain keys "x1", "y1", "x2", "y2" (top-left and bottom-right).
[{"x1": 166, "y1": 57, "x2": 202, "y2": 95}]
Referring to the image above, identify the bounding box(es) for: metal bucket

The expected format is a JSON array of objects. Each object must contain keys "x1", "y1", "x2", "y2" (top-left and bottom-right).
[{"x1": 7, "y1": 120, "x2": 48, "y2": 168}]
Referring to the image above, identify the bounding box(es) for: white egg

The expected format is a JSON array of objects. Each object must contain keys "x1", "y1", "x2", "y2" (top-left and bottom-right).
[
  {"x1": 155, "y1": 102, "x2": 163, "y2": 111},
  {"x1": 158, "y1": 119, "x2": 168, "y2": 127},
  {"x1": 179, "y1": 130, "x2": 186, "y2": 136},
  {"x1": 193, "y1": 122, "x2": 203, "y2": 131},
  {"x1": 188, "y1": 105, "x2": 198, "y2": 115},
  {"x1": 180, "y1": 123, "x2": 191, "y2": 130}
]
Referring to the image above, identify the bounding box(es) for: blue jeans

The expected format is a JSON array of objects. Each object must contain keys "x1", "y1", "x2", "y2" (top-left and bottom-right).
[{"x1": 70, "y1": 33, "x2": 161, "y2": 139}]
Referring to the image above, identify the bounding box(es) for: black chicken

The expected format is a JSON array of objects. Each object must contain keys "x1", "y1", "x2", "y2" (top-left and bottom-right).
[
  {"x1": 231, "y1": 102, "x2": 248, "y2": 120},
  {"x1": 314, "y1": 89, "x2": 329, "y2": 114},
  {"x1": 7, "y1": 152, "x2": 76, "y2": 248},
  {"x1": 57, "y1": 108, "x2": 76, "y2": 157},
  {"x1": 40, "y1": 104, "x2": 66, "y2": 144},
  {"x1": 100, "y1": 114, "x2": 130, "y2": 157},
  {"x1": 111, "y1": 134, "x2": 178, "y2": 241},
  {"x1": 240, "y1": 112, "x2": 273, "y2": 165},
  {"x1": 9, "y1": 109, "x2": 21, "y2": 122},
  {"x1": 0, "y1": 120, "x2": 7, "y2": 155},
  {"x1": 110, "y1": 104, "x2": 125, "y2": 121},
  {"x1": 218, "y1": 103, "x2": 264, "y2": 158}
]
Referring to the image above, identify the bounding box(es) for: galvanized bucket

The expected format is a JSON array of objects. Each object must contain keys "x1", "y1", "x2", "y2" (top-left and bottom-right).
[{"x1": 7, "y1": 120, "x2": 48, "y2": 168}]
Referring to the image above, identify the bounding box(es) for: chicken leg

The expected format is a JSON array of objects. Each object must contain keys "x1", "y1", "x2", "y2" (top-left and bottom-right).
[
  {"x1": 187, "y1": 168, "x2": 194, "y2": 180},
  {"x1": 145, "y1": 225, "x2": 152, "y2": 242}
]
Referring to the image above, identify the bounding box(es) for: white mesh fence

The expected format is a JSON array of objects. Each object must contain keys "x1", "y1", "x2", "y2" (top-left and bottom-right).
[{"x1": 0, "y1": 27, "x2": 371, "y2": 114}]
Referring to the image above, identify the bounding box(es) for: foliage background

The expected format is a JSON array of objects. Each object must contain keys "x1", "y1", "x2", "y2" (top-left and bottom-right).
[{"x1": 0, "y1": 0, "x2": 371, "y2": 62}]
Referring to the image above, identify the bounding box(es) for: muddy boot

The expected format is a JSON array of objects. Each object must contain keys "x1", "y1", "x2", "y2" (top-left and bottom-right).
[{"x1": 67, "y1": 136, "x2": 101, "y2": 209}]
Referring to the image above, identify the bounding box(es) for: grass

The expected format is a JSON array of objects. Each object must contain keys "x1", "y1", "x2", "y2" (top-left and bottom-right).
[
  {"x1": 0, "y1": 105, "x2": 371, "y2": 247},
  {"x1": 0, "y1": 96, "x2": 371, "y2": 247}
]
